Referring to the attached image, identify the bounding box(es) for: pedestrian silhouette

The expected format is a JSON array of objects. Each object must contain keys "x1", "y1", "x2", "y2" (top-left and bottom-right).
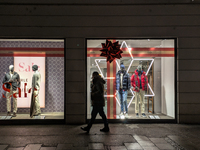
[{"x1": 81, "y1": 71, "x2": 109, "y2": 133}]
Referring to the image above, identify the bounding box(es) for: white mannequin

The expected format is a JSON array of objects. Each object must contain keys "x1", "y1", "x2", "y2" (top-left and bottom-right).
[{"x1": 2, "y1": 65, "x2": 20, "y2": 117}]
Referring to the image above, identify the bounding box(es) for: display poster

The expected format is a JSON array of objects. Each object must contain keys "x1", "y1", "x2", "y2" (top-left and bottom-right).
[{"x1": 14, "y1": 57, "x2": 45, "y2": 108}]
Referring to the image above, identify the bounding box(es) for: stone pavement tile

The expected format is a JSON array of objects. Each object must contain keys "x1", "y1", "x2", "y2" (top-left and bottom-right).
[
  {"x1": 179, "y1": 143, "x2": 199, "y2": 150},
  {"x1": 24, "y1": 144, "x2": 42, "y2": 150},
  {"x1": 149, "y1": 138, "x2": 168, "y2": 144},
  {"x1": 143, "y1": 147, "x2": 159, "y2": 150},
  {"x1": 167, "y1": 135, "x2": 198, "y2": 149},
  {"x1": 7, "y1": 148, "x2": 24, "y2": 150},
  {"x1": 40, "y1": 147, "x2": 56, "y2": 150},
  {"x1": 133, "y1": 135, "x2": 149, "y2": 141},
  {"x1": 110, "y1": 146, "x2": 127, "y2": 150},
  {"x1": 56, "y1": 144, "x2": 73, "y2": 150},
  {"x1": 124, "y1": 143, "x2": 143, "y2": 150},
  {"x1": 168, "y1": 135, "x2": 186, "y2": 143},
  {"x1": 156, "y1": 144, "x2": 175, "y2": 150},
  {"x1": 88, "y1": 143, "x2": 104, "y2": 150},
  {"x1": 137, "y1": 140, "x2": 155, "y2": 147},
  {"x1": 0, "y1": 145, "x2": 8, "y2": 150},
  {"x1": 72, "y1": 147, "x2": 88, "y2": 150}
]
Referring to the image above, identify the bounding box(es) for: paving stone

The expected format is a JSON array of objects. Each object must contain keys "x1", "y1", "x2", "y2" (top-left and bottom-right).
[
  {"x1": 72, "y1": 147, "x2": 88, "y2": 150},
  {"x1": 88, "y1": 143, "x2": 104, "y2": 150},
  {"x1": 40, "y1": 147, "x2": 56, "y2": 150},
  {"x1": 156, "y1": 144, "x2": 175, "y2": 150},
  {"x1": 0, "y1": 145, "x2": 8, "y2": 150},
  {"x1": 165, "y1": 137, "x2": 185, "y2": 150},
  {"x1": 149, "y1": 138, "x2": 168, "y2": 144},
  {"x1": 143, "y1": 147, "x2": 160, "y2": 150},
  {"x1": 181, "y1": 144, "x2": 199, "y2": 150},
  {"x1": 24, "y1": 144, "x2": 42, "y2": 150},
  {"x1": 7, "y1": 148, "x2": 24, "y2": 150},
  {"x1": 168, "y1": 135, "x2": 185, "y2": 142},
  {"x1": 110, "y1": 146, "x2": 127, "y2": 150},
  {"x1": 137, "y1": 140, "x2": 155, "y2": 147},
  {"x1": 124, "y1": 143, "x2": 143, "y2": 150},
  {"x1": 56, "y1": 144, "x2": 73, "y2": 150},
  {"x1": 167, "y1": 135, "x2": 195, "y2": 149},
  {"x1": 133, "y1": 135, "x2": 149, "y2": 141}
]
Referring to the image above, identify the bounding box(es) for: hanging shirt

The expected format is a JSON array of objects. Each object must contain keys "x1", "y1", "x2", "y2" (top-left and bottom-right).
[{"x1": 120, "y1": 73, "x2": 123, "y2": 89}]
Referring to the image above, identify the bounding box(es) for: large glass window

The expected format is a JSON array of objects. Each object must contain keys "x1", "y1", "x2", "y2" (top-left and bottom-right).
[
  {"x1": 0, "y1": 39, "x2": 64, "y2": 120},
  {"x1": 87, "y1": 39, "x2": 175, "y2": 120}
]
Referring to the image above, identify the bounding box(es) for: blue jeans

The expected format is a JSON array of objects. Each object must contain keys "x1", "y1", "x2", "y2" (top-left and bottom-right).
[{"x1": 118, "y1": 90, "x2": 128, "y2": 113}]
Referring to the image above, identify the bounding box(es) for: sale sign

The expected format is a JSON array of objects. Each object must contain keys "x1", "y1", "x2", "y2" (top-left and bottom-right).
[{"x1": 14, "y1": 57, "x2": 45, "y2": 108}]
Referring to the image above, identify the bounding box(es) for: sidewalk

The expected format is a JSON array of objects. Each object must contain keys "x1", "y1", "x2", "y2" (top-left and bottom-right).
[{"x1": 0, "y1": 124, "x2": 199, "y2": 150}]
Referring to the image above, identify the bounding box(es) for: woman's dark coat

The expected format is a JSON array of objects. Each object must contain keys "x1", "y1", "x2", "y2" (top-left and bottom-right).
[{"x1": 91, "y1": 76, "x2": 106, "y2": 106}]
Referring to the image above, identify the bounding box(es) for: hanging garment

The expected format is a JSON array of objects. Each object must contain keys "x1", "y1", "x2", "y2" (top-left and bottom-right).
[{"x1": 116, "y1": 70, "x2": 131, "y2": 91}]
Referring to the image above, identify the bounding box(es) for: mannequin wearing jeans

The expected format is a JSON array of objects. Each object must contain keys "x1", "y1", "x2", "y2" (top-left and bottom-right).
[
  {"x1": 131, "y1": 65, "x2": 148, "y2": 117},
  {"x1": 116, "y1": 63, "x2": 131, "y2": 115},
  {"x1": 2, "y1": 65, "x2": 20, "y2": 117}
]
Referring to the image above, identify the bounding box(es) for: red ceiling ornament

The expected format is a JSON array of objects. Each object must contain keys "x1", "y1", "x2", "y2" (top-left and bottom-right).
[{"x1": 99, "y1": 40, "x2": 123, "y2": 63}]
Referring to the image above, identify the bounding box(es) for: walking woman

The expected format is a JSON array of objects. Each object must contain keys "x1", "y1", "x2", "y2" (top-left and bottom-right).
[{"x1": 81, "y1": 71, "x2": 109, "y2": 133}]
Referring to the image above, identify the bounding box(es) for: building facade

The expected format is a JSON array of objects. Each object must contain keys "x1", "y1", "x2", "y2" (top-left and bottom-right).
[{"x1": 0, "y1": 0, "x2": 200, "y2": 124}]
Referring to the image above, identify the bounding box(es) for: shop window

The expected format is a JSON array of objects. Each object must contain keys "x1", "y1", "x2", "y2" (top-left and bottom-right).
[
  {"x1": 0, "y1": 39, "x2": 64, "y2": 120},
  {"x1": 87, "y1": 39, "x2": 175, "y2": 120}
]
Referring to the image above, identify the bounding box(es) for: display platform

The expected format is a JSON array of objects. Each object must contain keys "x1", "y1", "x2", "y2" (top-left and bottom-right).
[{"x1": 0, "y1": 112, "x2": 64, "y2": 120}]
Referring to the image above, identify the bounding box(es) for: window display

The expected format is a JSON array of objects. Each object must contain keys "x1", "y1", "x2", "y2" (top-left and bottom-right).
[
  {"x1": 87, "y1": 39, "x2": 175, "y2": 120},
  {"x1": 0, "y1": 39, "x2": 64, "y2": 120}
]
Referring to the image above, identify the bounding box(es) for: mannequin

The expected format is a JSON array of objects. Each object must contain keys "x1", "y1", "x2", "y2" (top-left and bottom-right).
[
  {"x1": 116, "y1": 63, "x2": 131, "y2": 116},
  {"x1": 2, "y1": 65, "x2": 20, "y2": 117},
  {"x1": 131, "y1": 65, "x2": 148, "y2": 117},
  {"x1": 30, "y1": 65, "x2": 41, "y2": 118}
]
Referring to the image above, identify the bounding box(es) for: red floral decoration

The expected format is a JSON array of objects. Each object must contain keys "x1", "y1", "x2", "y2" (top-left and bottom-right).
[{"x1": 100, "y1": 40, "x2": 123, "y2": 63}]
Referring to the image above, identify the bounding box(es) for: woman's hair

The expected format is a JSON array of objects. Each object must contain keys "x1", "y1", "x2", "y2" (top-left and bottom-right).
[{"x1": 92, "y1": 71, "x2": 99, "y2": 77}]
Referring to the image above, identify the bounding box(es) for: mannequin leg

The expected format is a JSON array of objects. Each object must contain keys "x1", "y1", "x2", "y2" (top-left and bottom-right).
[
  {"x1": 6, "y1": 91, "x2": 12, "y2": 113},
  {"x1": 13, "y1": 90, "x2": 18, "y2": 113},
  {"x1": 34, "y1": 92, "x2": 41, "y2": 115},
  {"x1": 124, "y1": 90, "x2": 128, "y2": 113},
  {"x1": 135, "y1": 92, "x2": 139, "y2": 114},
  {"x1": 141, "y1": 90, "x2": 145, "y2": 114},
  {"x1": 118, "y1": 90, "x2": 124, "y2": 113}
]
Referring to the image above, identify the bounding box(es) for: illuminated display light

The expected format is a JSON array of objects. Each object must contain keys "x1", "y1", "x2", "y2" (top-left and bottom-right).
[
  {"x1": 127, "y1": 89, "x2": 135, "y2": 107},
  {"x1": 145, "y1": 83, "x2": 155, "y2": 97},
  {"x1": 116, "y1": 60, "x2": 120, "y2": 69},
  {"x1": 104, "y1": 95, "x2": 115, "y2": 97},
  {"x1": 115, "y1": 96, "x2": 121, "y2": 106},
  {"x1": 94, "y1": 59, "x2": 105, "y2": 78},
  {"x1": 120, "y1": 41, "x2": 134, "y2": 59},
  {"x1": 127, "y1": 59, "x2": 134, "y2": 73},
  {"x1": 106, "y1": 77, "x2": 115, "y2": 79},
  {"x1": 120, "y1": 115, "x2": 125, "y2": 119}
]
